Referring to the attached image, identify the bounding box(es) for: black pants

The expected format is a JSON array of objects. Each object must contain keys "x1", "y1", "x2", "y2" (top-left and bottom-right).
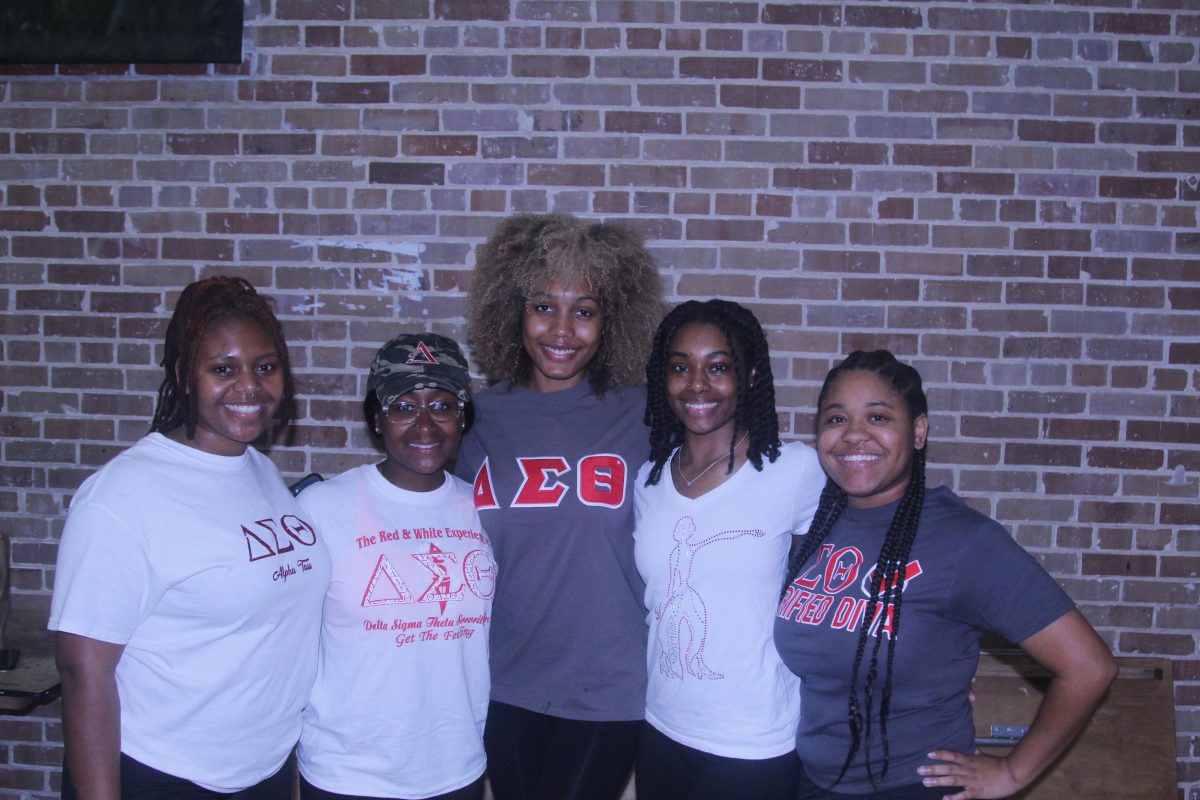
[
  {"x1": 62, "y1": 752, "x2": 294, "y2": 800},
  {"x1": 482, "y1": 701, "x2": 640, "y2": 800},
  {"x1": 298, "y1": 772, "x2": 485, "y2": 800},
  {"x1": 635, "y1": 723, "x2": 802, "y2": 800}
]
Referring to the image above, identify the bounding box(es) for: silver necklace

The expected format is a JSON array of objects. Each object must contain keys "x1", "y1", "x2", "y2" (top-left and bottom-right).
[{"x1": 675, "y1": 432, "x2": 749, "y2": 488}]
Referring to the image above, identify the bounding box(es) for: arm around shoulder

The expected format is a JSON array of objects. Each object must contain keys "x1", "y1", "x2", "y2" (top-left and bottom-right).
[
  {"x1": 920, "y1": 609, "x2": 1116, "y2": 799},
  {"x1": 57, "y1": 631, "x2": 126, "y2": 800}
]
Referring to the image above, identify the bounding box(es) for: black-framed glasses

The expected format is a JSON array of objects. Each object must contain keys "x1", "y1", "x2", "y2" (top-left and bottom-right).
[{"x1": 382, "y1": 399, "x2": 465, "y2": 425}]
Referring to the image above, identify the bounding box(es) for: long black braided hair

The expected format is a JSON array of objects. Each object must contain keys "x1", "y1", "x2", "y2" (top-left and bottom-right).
[
  {"x1": 779, "y1": 349, "x2": 929, "y2": 791},
  {"x1": 150, "y1": 276, "x2": 294, "y2": 440},
  {"x1": 643, "y1": 299, "x2": 781, "y2": 486}
]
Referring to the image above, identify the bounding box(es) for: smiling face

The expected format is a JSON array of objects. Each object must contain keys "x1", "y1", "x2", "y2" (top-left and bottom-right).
[
  {"x1": 520, "y1": 282, "x2": 604, "y2": 393},
  {"x1": 183, "y1": 317, "x2": 284, "y2": 457},
  {"x1": 665, "y1": 321, "x2": 742, "y2": 441},
  {"x1": 816, "y1": 370, "x2": 928, "y2": 509},
  {"x1": 376, "y1": 387, "x2": 464, "y2": 492}
]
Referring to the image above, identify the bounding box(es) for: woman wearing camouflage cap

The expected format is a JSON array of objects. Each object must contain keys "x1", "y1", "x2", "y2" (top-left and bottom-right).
[
  {"x1": 455, "y1": 214, "x2": 664, "y2": 800},
  {"x1": 296, "y1": 333, "x2": 495, "y2": 800}
]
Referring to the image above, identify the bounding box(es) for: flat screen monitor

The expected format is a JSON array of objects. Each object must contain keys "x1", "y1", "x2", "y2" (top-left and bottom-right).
[{"x1": 0, "y1": 0, "x2": 243, "y2": 64}]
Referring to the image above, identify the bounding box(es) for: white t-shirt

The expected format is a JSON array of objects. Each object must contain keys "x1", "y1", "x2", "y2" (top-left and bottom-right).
[
  {"x1": 297, "y1": 464, "x2": 494, "y2": 799},
  {"x1": 633, "y1": 441, "x2": 824, "y2": 759},
  {"x1": 48, "y1": 433, "x2": 330, "y2": 792}
]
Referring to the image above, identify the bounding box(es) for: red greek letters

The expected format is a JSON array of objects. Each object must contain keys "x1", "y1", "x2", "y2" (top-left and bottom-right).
[
  {"x1": 362, "y1": 548, "x2": 497, "y2": 608},
  {"x1": 471, "y1": 454, "x2": 629, "y2": 511},
  {"x1": 472, "y1": 458, "x2": 500, "y2": 511},
  {"x1": 577, "y1": 454, "x2": 626, "y2": 508},
  {"x1": 512, "y1": 457, "x2": 571, "y2": 507},
  {"x1": 778, "y1": 543, "x2": 924, "y2": 640}
]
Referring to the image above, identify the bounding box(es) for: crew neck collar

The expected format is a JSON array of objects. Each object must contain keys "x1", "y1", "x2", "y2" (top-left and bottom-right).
[{"x1": 148, "y1": 431, "x2": 253, "y2": 471}]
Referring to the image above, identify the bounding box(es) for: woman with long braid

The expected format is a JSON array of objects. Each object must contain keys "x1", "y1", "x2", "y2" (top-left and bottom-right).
[
  {"x1": 633, "y1": 300, "x2": 825, "y2": 800},
  {"x1": 774, "y1": 350, "x2": 1115, "y2": 800}
]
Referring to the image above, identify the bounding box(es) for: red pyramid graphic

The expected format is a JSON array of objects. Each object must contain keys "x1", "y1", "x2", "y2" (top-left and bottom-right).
[
  {"x1": 406, "y1": 341, "x2": 438, "y2": 365},
  {"x1": 361, "y1": 553, "x2": 414, "y2": 606}
]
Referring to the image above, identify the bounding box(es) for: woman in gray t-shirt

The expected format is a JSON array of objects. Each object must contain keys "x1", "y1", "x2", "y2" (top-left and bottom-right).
[
  {"x1": 455, "y1": 213, "x2": 663, "y2": 800},
  {"x1": 775, "y1": 350, "x2": 1116, "y2": 800}
]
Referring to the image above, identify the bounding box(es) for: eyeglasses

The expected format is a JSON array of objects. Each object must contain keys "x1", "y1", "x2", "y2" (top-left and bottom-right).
[{"x1": 382, "y1": 399, "x2": 465, "y2": 425}]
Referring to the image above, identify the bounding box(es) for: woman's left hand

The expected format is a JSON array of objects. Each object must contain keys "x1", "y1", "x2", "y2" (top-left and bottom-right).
[
  {"x1": 918, "y1": 611, "x2": 1116, "y2": 799},
  {"x1": 917, "y1": 750, "x2": 1021, "y2": 799}
]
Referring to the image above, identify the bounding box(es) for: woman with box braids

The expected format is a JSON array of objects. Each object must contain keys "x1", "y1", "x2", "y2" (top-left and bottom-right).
[
  {"x1": 633, "y1": 299, "x2": 826, "y2": 800},
  {"x1": 643, "y1": 299, "x2": 781, "y2": 487},
  {"x1": 51, "y1": 276, "x2": 329, "y2": 800},
  {"x1": 779, "y1": 350, "x2": 926, "y2": 789},
  {"x1": 774, "y1": 350, "x2": 1116, "y2": 800}
]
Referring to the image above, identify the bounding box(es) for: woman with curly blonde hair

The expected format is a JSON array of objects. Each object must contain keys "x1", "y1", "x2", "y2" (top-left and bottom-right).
[{"x1": 455, "y1": 213, "x2": 664, "y2": 800}]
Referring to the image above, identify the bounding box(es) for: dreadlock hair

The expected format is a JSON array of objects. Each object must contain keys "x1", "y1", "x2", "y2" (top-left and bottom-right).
[
  {"x1": 150, "y1": 276, "x2": 294, "y2": 440},
  {"x1": 643, "y1": 299, "x2": 781, "y2": 486},
  {"x1": 466, "y1": 213, "x2": 664, "y2": 395},
  {"x1": 779, "y1": 349, "x2": 928, "y2": 792}
]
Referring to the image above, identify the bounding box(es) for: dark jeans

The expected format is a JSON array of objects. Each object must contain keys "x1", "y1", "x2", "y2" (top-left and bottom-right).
[
  {"x1": 635, "y1": 722, "x2": 802, "y2": 800},
  {"x1": 62, "y1": 751, "x2": 294, "y2": 800},
  {"x1": 299, "y1": 772, "x2": 485, "y2": 800},
  {"x1": 483, "y1": 700, "x2": 640, "y2": 800},
  {"x1": 795, "y1": 769, "x2": 962, "y2": 800}
]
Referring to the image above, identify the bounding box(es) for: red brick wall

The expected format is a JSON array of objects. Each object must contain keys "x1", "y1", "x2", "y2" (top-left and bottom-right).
[{"x1": 1, "y1": 1, "x2": 1197, "y2": 797}]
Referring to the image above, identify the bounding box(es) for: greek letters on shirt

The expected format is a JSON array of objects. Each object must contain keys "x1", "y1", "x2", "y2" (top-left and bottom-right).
[
  {"x1": 360, "y1": 543, "x2": 496, "y2": 608},
  {"x1": 241, "y1": 515, "x2": 321, "y2": 582},
  {"x1": 470, "y1": 454, "x2": 628, "y2": 511},
  {"x1": 355, "y1": 524, "x2": 496, "y2": 649},
  {"x1": 777, "y1": 542, "x2": 924, "y2": 639}
]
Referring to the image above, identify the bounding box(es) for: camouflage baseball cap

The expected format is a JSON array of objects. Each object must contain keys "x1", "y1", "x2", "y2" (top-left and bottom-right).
[{"x1": 367, "y1": 333, "x2": 471, "y2": 405}]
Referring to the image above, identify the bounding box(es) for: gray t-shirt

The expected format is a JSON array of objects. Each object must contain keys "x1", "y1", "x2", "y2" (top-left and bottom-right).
[
  {"x1": 773, "y1": 486, "x2": 1075, "y2": 793},
  {"x1": 455, "y1": 380, "x2": 649, "y2": 721}
]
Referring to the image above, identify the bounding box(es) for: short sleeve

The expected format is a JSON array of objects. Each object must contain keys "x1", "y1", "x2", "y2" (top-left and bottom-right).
[
  {"x1": 789, "y1": 444, "x2": 826, "y2": 537},
  {"x1": 946, "y1": 518, "x2": 1076, "y2": 645},
  {"x1": 48, "y1": 498, "x2": 160, "y2": 645}
]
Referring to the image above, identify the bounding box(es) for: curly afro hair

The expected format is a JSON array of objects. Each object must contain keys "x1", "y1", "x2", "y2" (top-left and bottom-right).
[{"x1": 466, "y1": 213, "x2": 664, "y2": 395}]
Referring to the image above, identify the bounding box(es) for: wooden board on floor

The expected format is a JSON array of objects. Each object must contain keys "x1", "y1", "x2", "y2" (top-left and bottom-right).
[
  {"x1": 0, "y1": 608, "x2": 59, "y2": 713},
  {"x1": 973, "y1": 651, "x2": 1175, "y2": 800}
]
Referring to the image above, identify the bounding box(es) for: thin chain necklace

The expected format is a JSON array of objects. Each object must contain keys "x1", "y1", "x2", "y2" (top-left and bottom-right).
[{"x1": 675, "y1": 432, "x2": 749, "y2": 488}]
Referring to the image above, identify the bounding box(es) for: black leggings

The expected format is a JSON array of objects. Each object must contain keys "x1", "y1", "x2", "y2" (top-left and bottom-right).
[
  {"x1": 635, "y1": 723, "x2": 802, "y2": 800},
  {"x1": 62, "y1": 752, "x2": 294, "y2": 800},
  {"x1": 483, "y1": 701, "x2": 640, "y2": 800},
  {"x1": 298, "y1": 772, "x2": 485, "y2": 800}
]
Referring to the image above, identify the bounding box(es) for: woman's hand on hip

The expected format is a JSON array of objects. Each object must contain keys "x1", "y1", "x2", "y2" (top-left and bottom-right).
[{"x1": 918, "y1": 749, "x2": 1021, "y2": 799}]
